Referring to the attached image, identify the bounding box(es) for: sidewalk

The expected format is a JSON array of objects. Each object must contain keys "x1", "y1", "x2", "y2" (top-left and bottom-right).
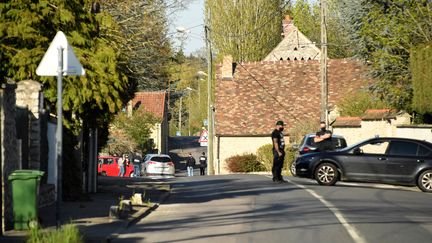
[{"x1": 0, "y1": 176, "x2": 170, "y2": 243}]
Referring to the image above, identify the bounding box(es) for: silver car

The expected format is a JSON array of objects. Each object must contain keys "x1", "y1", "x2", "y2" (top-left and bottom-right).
[{"x1": 141, "y1": 154, "x2": 175, "y2": 177}]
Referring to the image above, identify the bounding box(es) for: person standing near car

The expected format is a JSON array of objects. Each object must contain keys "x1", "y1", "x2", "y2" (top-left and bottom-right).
[
  {"x1": 314, "y1": 121, "x2": 333, "y2": 152},
  {"x1": 118, "y1": 154, "x2": 126, "y2": 177},
  {"x1": 199, "y1": 152, "x2": 207, "y2": 176},
  {"x1": 272, "y1": 120, "x2": 287, "y2": 183},
  {"x1": 132, "y1": 153, "x2": 141, "y2": 177},
  {"x1": 186, "y1": 153, "x2": 196, "y2": 177}
]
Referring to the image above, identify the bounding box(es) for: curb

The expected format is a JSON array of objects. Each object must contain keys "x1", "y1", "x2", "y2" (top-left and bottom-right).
[{"x1": 106, "y1": 189, "x2": 171, "y2": 242}]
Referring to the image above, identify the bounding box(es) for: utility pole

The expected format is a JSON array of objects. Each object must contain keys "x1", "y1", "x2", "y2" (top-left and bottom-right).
[
  {"x1": 178, "y1": 96, "x2": 182, "y2": 135},
  {"x1": 320, "y1": 0, "x2": 328, "y2": 126},
  {"x1": 188, "y1": 94, "x2": 192, "y2": 136},
  {"x1": 205, "y1": 8, "x2": 215, "y2": 175}
]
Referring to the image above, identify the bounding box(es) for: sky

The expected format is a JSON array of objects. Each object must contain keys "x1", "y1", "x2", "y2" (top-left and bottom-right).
[{"x1": 169, "y1": 0, "x2": 205, "y2": 55}]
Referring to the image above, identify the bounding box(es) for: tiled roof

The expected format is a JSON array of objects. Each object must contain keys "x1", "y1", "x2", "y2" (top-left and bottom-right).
[
  {"x1": 263, "y1": 18, "x2": 320, "y2": 61},
  {"x1": 362, "y1": 109, "x2": 397, "y2": 120},
  {"x1": 332, "y1": 117, "x2": 362, "y2": 127},
  {"x1": 131, "y1": 91, "x2": 167, "y2": 119},
  {"x1": 215, "y1": 59, "x2": 372, "y2": 136}
]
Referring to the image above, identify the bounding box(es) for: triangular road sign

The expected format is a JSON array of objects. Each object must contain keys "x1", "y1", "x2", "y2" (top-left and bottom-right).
[
  {"x1": 36, "y1": 31, "x2": 85, "y2": 76},
  {"x1": 199, "y1": 129, "x2": 208, "y2": 143}
]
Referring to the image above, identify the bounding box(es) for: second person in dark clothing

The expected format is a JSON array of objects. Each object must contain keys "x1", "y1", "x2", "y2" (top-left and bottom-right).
[
  {"x1": 199, "y1": 152, "x2": 207, "y2": 175},
  {"x1": 314, "y1": 121, "x2": 333, "y2": 152}
]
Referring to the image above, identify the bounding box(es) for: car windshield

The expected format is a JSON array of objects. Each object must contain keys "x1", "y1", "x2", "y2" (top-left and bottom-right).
[
  {"x1": 341, "y1": 138, "x2": 376, "y2": 151},
  {"x1": 150, "y1": 156, "x2": 171, "y2": 162}
]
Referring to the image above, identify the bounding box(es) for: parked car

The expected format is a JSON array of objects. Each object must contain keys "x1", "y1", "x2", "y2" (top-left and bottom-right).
[
  {"x1": 291, "y1": 134, "x2": 347, "y2": 175},
  {"x1": 295, "y1": 137, "x2": 432, "y2": 192},
  {"x1": 98, "y1": 156, "x2": 134, "y2": 177},
  {"x1": 141, "y1": 154, "x2": 175, "y2": 177}
]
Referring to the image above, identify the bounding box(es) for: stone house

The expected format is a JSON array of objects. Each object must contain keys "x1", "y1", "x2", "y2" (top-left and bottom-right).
[
  {"x1": 333, "y1": 109, "x2": 431, "y2": 144},
  {"x1": 129, "y1": 91, "x2": 169, "y2": 154},
  {"x1": 213, "y1": 18, "x2": 372, "y2": 174}
]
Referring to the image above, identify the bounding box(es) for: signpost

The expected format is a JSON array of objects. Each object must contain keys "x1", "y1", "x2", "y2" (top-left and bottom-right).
[
  {"x1": 199, "y1": 129, "x2": 208, "y2": 147},
  {"x1": 36, "y1": 31, "x2": 85, "y2": 228}
]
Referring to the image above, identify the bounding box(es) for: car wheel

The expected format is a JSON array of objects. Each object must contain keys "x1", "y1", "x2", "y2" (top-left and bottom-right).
[
  {"x1": 315, "y1": 163, "x2": 338, "y2": 186},
  {"x1": 417, "y1": 170, "x2": 432, "y2": 192},
  {"x1": 101, "y1": 171, "x2": 107, "y2": 176},
  {"x1": 290, "y1": 161, "x2": 296, "y2": 176}
]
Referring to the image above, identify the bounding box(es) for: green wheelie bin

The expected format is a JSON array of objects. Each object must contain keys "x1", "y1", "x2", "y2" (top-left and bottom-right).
[{"x1": 8, "y1": 170, "x2": 45, "y2": 230}]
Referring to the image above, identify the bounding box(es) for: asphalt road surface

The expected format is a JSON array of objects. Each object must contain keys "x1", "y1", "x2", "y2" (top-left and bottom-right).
[{"x1": 114, "y1": 174, "x2": 432, "y2": 243}]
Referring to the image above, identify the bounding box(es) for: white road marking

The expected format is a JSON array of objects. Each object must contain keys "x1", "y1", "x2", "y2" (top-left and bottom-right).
[
  {"x1": 290, "y1": 180, "x2": 367, "y2": 243},
  {"x1": 266, "y1": 176, "x2": 367, "y2": 243}
]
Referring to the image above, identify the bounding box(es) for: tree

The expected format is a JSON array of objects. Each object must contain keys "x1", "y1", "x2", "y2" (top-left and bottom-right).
[
  {"x1": 0, "y1": 1, "x2": 130, "y2": 129},
  {"x1": 410, "y1": 43, "x2": 432, "y2": 115},
  {"x1": 206, "y1": 0, "x2": 288, "y2": 62},
  {"x1": 107, "y1": 109, "x2": 158, "y2": 155},
  {"x1": 337, "y1": 91, "x2": 388, "y2": 117},
  {"x1": 100, "y1": 0, "x2": 174, "y2": 91},
  {"x1": 338, "y1": 0, "x2": 432, "y2": 111},
  {"x1": 289, "y1": 0, "x2": 354, "y2": 58},
  {"x1": 0, "y1": 0, "x2": 130, "y2": 198},
  {"x1": 168, "y1": 52, "x2": 207, "y2": 136}
]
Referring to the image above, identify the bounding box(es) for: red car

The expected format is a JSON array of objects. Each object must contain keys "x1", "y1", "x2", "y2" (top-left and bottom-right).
[{"x1": 98, "y1": 156, "x2": 134, "y2": 177}]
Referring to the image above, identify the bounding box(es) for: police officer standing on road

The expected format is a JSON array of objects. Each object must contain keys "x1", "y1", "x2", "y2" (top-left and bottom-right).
[
  {"x1": 272, "y1": 120, "x2": 287, "y2": 183},
  {"x1": 199, "y1": 152, "x2": 207, "y2": 176},
  {"x1": 314, "y1": 121, "x2": 333, "y2": 152}
]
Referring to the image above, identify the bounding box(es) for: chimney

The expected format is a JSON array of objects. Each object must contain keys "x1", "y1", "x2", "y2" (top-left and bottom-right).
[
  {"x1": 282, "y1": 15, "x2": 294, "y2": 37},
  {"x1": 222, "y1": 55, "x2": 233, "y2": 80}
]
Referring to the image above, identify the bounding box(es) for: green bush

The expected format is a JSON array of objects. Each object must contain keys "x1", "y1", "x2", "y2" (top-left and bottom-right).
[
  {"x1": 226, "y1": 153, "x2": 266, "y2": 173},
  {"x1": 256, "y1": 144, "x2": 297, "y2": 175},
  {"x1": 256, "y1": 144, "x2": 274, "y2": 171},
  {"x1": 27, "y1": 224, "x2": 83, "y2": 243}
]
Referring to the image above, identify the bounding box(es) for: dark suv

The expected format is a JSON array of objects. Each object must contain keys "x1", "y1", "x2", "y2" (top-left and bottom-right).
[{"x1": 291, "y1": 133, "x2": 347, "y2": 175}]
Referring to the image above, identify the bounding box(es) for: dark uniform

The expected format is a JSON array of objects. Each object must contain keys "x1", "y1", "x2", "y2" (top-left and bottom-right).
[
  {"x1": 315, "y1": 128, "x2": 333, "y2": 152},
  {"x1": 199, "y1": 154, "x2": 207, "y2": 175},
  {"x1": 271, "y1": 128, "x2": 285, "y2": 182}
]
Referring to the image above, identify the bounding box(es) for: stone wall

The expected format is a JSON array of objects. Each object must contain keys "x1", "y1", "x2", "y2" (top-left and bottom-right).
[
  {"x1": 1, "y1": 80, "x2": 20, "y2": 231},
  {"x1": 15, "y1": 80, "x2": 43, "y2": 170},
  {"x1": 333, "y1": 119, "x2": 431, "y2": 145},
  {"x1": 215, "y1": 136, "x2": 272, "y2": 174}
]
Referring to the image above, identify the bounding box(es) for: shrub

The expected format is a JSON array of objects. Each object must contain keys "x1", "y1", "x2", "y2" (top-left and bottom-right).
[
  {"x1": 256, "y1": 144, "x2": 297, "y2": 175},
  {"x1": 256, "y1": 144, "x2": 274, "y2": 171},
  {"x1": 226, "y1": 153, "x2": 265, "y2": 173},
  {"x1": 27, "y1": 224, "x2": 83, "y2": 243}
]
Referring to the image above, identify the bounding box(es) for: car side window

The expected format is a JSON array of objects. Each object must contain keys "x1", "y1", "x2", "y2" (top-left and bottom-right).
[
  {"x1": 418, "y1": 145, "x2": 431, "y2": 157},
  {"x1": 357, "y1": 141, "x2": 390, "y2": 155},
  {"x1": 332, "y1": 138, "x2": 346, "y2": 149},
  {"x1": 107, "y1": 158, "x2": 114, "y2": 165},
  {"x1": 387, "y1": 141, "x2": 418, "y2": 156}
]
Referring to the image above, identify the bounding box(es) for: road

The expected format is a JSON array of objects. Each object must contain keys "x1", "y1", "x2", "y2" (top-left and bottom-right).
[
  {"x1": 113, "y1": 174, "x2": 432, "y2": 243},
  {"x1": 168, "y1": 136, "x2": 205, "y2": 176}
]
